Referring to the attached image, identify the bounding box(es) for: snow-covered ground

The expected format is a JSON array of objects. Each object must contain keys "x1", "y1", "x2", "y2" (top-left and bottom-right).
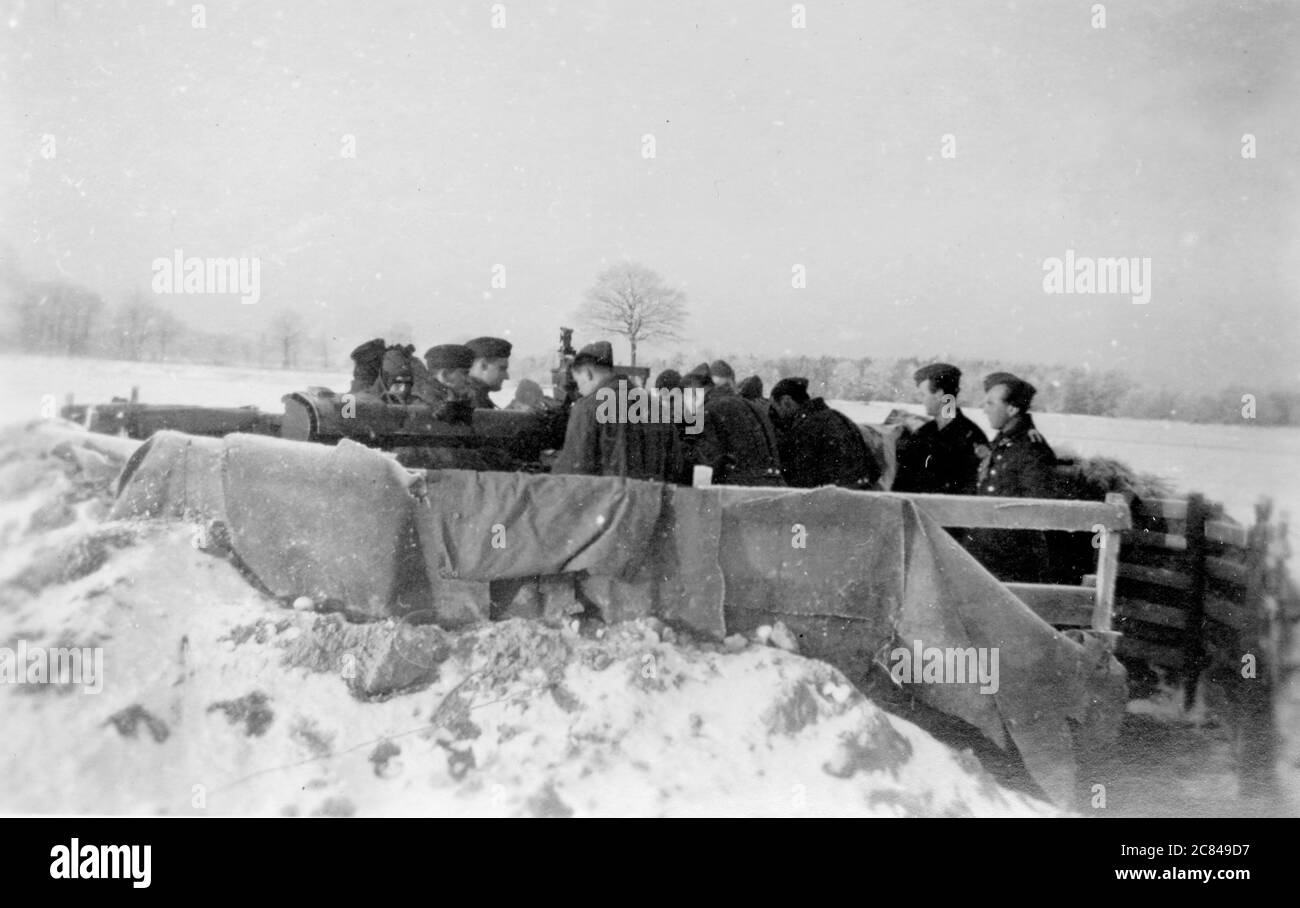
[{"x1": 0, "y1": 423, "x2": 1058, "y2": 817}]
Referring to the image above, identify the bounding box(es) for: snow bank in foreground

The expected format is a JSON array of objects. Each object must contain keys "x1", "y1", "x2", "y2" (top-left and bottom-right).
[{"x1": 0, "y1": 423, "x2": 1059, "y2": 817}]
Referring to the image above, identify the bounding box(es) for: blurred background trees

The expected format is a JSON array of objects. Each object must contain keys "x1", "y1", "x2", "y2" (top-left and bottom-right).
[{"x1": 0, "y1": 254, "x2": 1294, "y2": 425}]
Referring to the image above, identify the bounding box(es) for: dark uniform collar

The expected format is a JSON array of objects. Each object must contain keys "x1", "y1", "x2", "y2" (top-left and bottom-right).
[
  {"x1": 935, "y1": 407, "x2": 972, "y2": 432},
  {"x1": 994, "y1": 412, "x2": 1036, "y2": 442},
  {"x1": 797, "y1": 397, "x2": 829, "y2": 417}
]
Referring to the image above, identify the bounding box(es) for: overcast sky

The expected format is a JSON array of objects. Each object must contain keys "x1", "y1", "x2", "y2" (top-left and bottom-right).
[{"x1": 3, "y1": 0, "x2": 1297, "y2": 384}]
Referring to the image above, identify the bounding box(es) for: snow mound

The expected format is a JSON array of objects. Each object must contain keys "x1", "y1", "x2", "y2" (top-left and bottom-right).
[{"x1": 0, "y1": 423, "x2": 1061, "y2": 817}]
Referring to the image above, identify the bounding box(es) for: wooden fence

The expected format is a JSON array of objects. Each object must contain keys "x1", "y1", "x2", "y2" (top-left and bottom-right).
[
  {"x1": 900, "y1": 491, "x2": 1131, "y2": 635},
  {"x1": 906, "y1": 487, "x2": 1293, "y2": 793}
]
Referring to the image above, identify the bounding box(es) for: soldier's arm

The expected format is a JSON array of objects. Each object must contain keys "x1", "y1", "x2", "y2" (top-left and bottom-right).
[
  {"x1": 666, "y1": 424, "x2": 686, "y2": 484},
  {"x1": 891, "y1": 430, "x2": 926, "y2": 491},
  {"x1": 957, "y1": 425, "x2": 988, "y2": 493},
  {"x1": 686, "y1": 410, "x2": 727, "y2": 472},
  {"x1": 1019, "y1": 444, "x2": 1059, "y2": 499},
  {"x1": 820, "y1": 419, "x2": 856, "y2": 487},
  {"x1": 550, "y1": 405, "x2": 599, "y2": 475}
]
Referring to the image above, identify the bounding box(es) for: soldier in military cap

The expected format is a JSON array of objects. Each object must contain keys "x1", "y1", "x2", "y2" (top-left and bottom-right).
[
  {"x1": 737, "y1": 374, "x2": 775, "y2": 423},
  {"x1": 681, "y1": 362, "x2": 783, "y2": 486},
  {"x1": 654, "y1": 369, "x2": 682, "y2": 393},
  {"x1": 363, "y1": 345, "x2": 420, "y2": 404},
  {"x1": 507, "y1": 378, "x2": 561, "y2": 413},
  {"x1": 977, "y1": 374, "x2": 1056, "y2": 499},
  {"x1": 349, "y1": 338, "x2": 386, "y2": 393},
  {"x1": 770, "y1": 377, "x2": 878, "y2": 489},
  {"x1": 963, "y1": 373, "x2": 1058, "y2": 582},
  {"x1": 417, "y1": 343, "x2": 475, "y2": 423},
  {"x1": 709, "y1": 359, "x2": 736, "y2": 390},
  {"x1": 552, "y1": 341, "x2": 683, "y2": 481},
  {"x1": 464, "y1": 336, "x2": 512, "y2": 409},
  {"x1": 892, "y1": 363, "x2": 988, "y2": 495}
]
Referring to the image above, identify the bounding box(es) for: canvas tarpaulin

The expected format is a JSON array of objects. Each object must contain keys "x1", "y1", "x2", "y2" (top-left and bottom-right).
[
  {"x1": 414, "y1": 469, "x2": 663, "y2": 581},
  {"x1": 110, "y1": 431, "x2": 1123, "y2": 803},
  {"x1": 110, "y1": 432, "x2": 666, "y2": 617},
  {"x1": 709, "y1": 485, "x2": 1126, "y2": 804},
  {"x1": 111, "y1": 431, "x2": 428, "y2": 617}
]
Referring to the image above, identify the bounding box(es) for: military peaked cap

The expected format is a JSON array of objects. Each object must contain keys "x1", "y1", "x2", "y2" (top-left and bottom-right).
[
  {"x1": 771, "y1": 377, "x2": 810, "y2": 401},
  {"x1": 350, "y1": 338, "x2": 386, "y2": 365},
  {"x1": 682, "y1": 362, "x2": 714, "y2": 387},
  {"x1": 572, "y1": 340, "x2": 614, "y2": 369},
  {"x1": 425, "y1": 344, "x2": 475, "y2": 370},
  {"x1": 465, "y1": 336, "x2": 513, "y2": 360}
]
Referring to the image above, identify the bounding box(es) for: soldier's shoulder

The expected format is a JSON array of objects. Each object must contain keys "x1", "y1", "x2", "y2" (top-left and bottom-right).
[{"x1": 956, "y1": 412, "x2": 987, "y2": 441}]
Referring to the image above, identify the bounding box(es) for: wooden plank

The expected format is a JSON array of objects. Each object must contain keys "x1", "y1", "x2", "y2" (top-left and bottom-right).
[
  {"x1": 1005, "y1": 583, "x2": 1094, "y2": 626},
  {"x1": 899, "y1": 492, "x2": 1131, "y2": 532},
  {"x1": 1093, "y1": 501, "x2": 1124, "y2": 633},
  {"x1": 1205, "y1": 520, "x2": 1249, "y2": 549},
  {"x1": 1117, "y1": 636, "x2": 1189, "y2": 669},
  {"x1": 1115, "y1": 597, "x2": 1189, "y2": 629},
  {"x1": 1206, "y1": 555, "x2": 1249, "y2": 587},
  {"x1": 1133, "y1": 498, "x2": 1188, "y2": 520},
  {"x1": 1116, "y1": 562, "x2": 1194, "y2": 591},
  {"x1": 1123, "y1": 531, "x2": 1188, "y2": 552},
  {"x1": 1180, "y1": 494, "x2": 1210, "y2": 691}
]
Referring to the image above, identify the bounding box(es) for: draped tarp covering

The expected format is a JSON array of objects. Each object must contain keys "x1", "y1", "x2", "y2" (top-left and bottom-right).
[
  {"x1": 221, "y1": 434, "x2": 429, "y2": 618},
  {"x1": 111, "y1": 430, "x2": 225, "y2": 521},
  {"x1": 111, "y1": 431, "x2": 1124, "y2": 804},
  {"x1": 711, "y1": 486, "x2": 1126, "y2": 804},
  {"x1": 414, "y1": 469, "x2": 663, "y2": 581},
  {"x1": 111, "y1": 431, "x2": 428, "y2": 618}
]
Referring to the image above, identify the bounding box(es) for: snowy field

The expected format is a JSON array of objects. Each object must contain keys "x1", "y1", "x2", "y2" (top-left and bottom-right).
[{"x1": 2, "y1": 352, "x2": 1295, "y2": 527}]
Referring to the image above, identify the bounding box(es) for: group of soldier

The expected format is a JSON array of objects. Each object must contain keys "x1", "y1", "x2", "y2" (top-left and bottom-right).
[
  {"x1": 347, "y1": 335, "x2": 1054, "y2": 499},
  {"x1": 549, "y1": 340, "x2": 1056, "y2": 499},
  {"x1": 346, "y1": 335, "x2": 1057, "y2": 580},
  {"x1": 347, "y1": 335, "x2": 516, "y2": 419}
]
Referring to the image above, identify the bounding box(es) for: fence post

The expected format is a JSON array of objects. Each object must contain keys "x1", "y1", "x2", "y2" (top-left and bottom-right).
[
  {"x1": 1182, "y1": 493, "x2": 1209, "y2": 710},
  {"x1": 1091, "y1": 492, "x2": 1126, "y2": 638}
]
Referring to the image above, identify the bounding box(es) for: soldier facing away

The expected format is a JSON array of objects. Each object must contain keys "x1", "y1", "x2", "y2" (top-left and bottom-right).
[
  {"x1": 681, "y1": 362, "x2": 783, "y2": 486},
  {"x1": 770, "y1": 377, "x2": 879, "y2": 490},
  {"x1": 349, "y1": 338, "x2": 386, "y2": 393},
  {"x1": 507, "y1": 378, "x2": 561, "y2": 413},
  {"x1": 551, "y1": 341, "x2": 683, "y2": 481},
  {"x1": 709, "y1": 359, "x2": 736, "y2": 390},
  {"x1": 892, "y1": 363, "x2": 988, "y2": 496}
]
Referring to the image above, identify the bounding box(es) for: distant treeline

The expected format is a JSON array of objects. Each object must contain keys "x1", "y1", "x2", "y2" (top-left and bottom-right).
[
  {"x1": 619, "y1": 352, "x2": 1299, "y2": 428},
  {"x1": 1, "y1": 275, "x2": 332, "y2": 370},
  {"x1": 2, "y1": 274, "x2": 1294, "y2": 427}
]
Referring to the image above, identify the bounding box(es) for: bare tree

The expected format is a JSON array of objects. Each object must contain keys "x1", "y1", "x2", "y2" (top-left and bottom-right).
[
  {"x1": 271, "y1": 310, "x2": 306, "y2": 369},
  {"x1": 577, "y1": 263, "x2": 687, "y2": 366},
  {"x1": 14, "y1": 281, "x2": 105, "y2": 355}
]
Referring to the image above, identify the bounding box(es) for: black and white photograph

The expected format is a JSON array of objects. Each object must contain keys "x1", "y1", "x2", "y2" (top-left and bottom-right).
[{"x1": 1, "y1": 0, "x2": 1297, "y2": 837}]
